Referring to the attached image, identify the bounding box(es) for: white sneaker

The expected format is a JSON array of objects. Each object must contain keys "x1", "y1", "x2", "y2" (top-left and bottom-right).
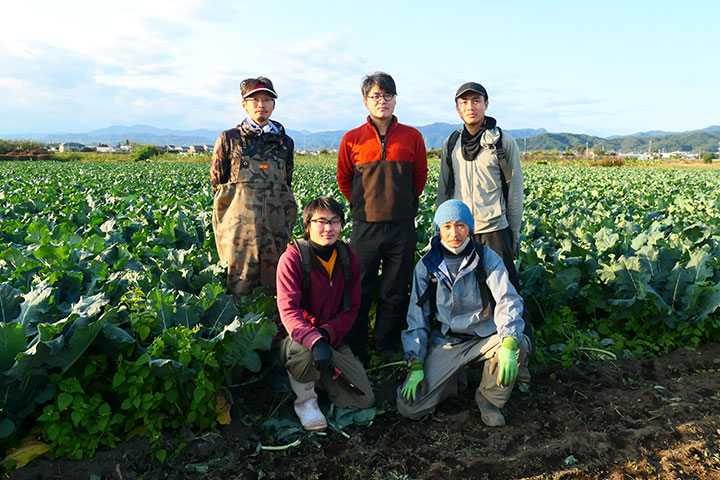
[{"x1": 287, "y1": 372, "x2": 327, "y2": 432}]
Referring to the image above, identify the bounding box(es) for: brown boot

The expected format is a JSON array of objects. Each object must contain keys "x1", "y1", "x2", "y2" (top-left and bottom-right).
[{"x1": 475, "y1": 389, "x2": 505, "y2": 427}]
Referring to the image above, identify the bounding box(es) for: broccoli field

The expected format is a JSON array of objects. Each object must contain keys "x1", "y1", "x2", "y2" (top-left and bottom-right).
[{"x1": 2, "y1": 160, "x2": 720, "y2": 479}]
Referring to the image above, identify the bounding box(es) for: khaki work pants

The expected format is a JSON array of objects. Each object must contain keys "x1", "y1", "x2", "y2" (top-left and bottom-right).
[
  {"x1": 277, "y1": 336, "x2": 375, "y2": 410},
  {"x1": 396, "y1": 333, "x2": 531, "y2": 419}
]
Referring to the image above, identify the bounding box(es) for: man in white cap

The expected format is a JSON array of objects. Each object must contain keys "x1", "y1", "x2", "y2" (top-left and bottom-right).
[
  {"x1": 210, "y1": 76, "x2": 298, "y2": 299},
  {"x1": 397, "y1": 200, "x2": 531, "y2": 426}
]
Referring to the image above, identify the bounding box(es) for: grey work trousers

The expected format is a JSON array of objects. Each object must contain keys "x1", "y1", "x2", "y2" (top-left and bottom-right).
[
  {"x1": 396, "y1": 333, "x2": 531, "y2": 419},
  {"x1": 277, "y1": 336, "x2": 375, "y2": 409}
]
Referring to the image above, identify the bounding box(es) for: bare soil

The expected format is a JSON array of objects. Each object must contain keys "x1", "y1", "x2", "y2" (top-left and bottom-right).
[{"x1": 10, "y1": 343, "x2": 720, "y2": 480}]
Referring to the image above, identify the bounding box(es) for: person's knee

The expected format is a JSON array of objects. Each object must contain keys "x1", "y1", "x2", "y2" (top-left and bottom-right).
[
  {"x1": 355, "y1": 391, "x2": 376, "y2": 410},
  {"x1": 396, "y1": 398, "x2": 421, "y2": 420},
  {"x1": 285, "y1": 346, "x2": 315, "y2": 382},
  {"x1": 395, "y1": 395, "x2": 431, "y2": 420},
  {"x1": 287, "y1": 363, "x2": 315, "y2": 383}
]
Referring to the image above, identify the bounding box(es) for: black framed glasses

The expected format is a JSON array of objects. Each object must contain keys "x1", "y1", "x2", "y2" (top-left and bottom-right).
[
  {"x1": 366, "y1": 93, "x2": 396, "y2": 102},
  {"x1": 310, "y1": 218, "x2": 343, "y2": 227}
]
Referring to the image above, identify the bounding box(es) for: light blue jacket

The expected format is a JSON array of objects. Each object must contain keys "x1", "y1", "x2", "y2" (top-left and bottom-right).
[{"x1": 401, "y1": 236, "x2": 524, "y2": 363}]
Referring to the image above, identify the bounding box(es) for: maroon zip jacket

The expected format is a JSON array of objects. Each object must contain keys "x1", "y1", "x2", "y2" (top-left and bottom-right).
[{"x1": 276, "y1": 242, "x2": 362, "y2": 350}]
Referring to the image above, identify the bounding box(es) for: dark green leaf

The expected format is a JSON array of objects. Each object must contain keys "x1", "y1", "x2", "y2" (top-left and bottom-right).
[
  {"x1": 69, "y1": 293, "x2": 110, "y2": 319},
  {"x1": 0, "y1": 418, "x2": 15, "y2": 439},
  {"x1": 17, "y1": 283, "x2": 54, "y2": 335},
  {"x1": 0, "y1": 283, "x2": 23, "y2": 322},
  {"x1": 219, "y1": 316, "x2": 277, "y2": 372},
  {"x1": 0, "y1": 322, "x2": 27, "y2": 371},
  {"x1": 51, "y1": 317, "x2": 106, "y2": 373},
  {"x1": 148, "y1": 358, "x2": 184, "y2": 377}
]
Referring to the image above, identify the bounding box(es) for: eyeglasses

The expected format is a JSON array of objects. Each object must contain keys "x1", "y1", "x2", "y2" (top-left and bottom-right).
[
  {"x1": 310, "y1": 217, "x2": 343, "y2": 227},
  {"x1": 366, "y1": 93, "x2": 396, "y2": 103},
  {"x1": 245, "y1": 97, "x2": 274, "y2": 105}
]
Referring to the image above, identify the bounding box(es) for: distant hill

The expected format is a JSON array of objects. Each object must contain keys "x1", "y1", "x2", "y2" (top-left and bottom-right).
[
  {"x1": 414, "y1": 123, "x2": 546, "y2": 150},
  {"x1": 87, "y1": 124, "x2": 220, "y2": 138},
  {"x1": 5, "y1": 125, "x2": 221, "y2": 147},
  {"x1": 608, "y1": 125, "x2": 720, "y2": 139},
  {"x1": 526, "y1": 130, "x2": 720, "y2": 153},
  {"x1": 289, "y1": 129, "x2": 348, "y2": 150},
  {"x1": 698, "y1": 125, "x2": 720, "y2": 134},
  {"x1": 2, "y1": 123, "x2": 546, "y2": 151},
  {"x1": 607, "y1": 130, "x2": 674, "y2": 139},
  {"x1": 290, "y1": 123, "x2": 547, "y2": 150},
  {"x1": 3, "y1": 124, "x2": 718, "y2": 153}
]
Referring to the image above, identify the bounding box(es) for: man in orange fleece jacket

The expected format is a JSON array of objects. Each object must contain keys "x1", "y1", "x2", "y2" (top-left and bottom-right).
[{"x1": 336, "y1": 71, "x2": 428, "y2": 361}]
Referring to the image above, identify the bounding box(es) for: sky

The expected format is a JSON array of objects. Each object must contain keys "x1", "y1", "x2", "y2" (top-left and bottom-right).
[{"x1": 1, "y1": 0, "x2": 718, "y2": 138}]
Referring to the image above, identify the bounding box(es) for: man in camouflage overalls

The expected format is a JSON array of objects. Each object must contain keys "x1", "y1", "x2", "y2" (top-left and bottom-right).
[{"x1": 210, "y1": 77, "x2": 298, "y2": 299}]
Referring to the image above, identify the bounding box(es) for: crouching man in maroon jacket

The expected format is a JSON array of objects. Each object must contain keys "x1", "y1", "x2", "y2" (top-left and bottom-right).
[{"x1": 275, "y1": 196, "x2": 375, "y2": 431}]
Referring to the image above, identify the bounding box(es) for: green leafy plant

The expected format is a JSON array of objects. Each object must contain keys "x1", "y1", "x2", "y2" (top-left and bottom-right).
[
  {"x1": 37, "y1": 356, "x2": 124, "y2": 460},
  {"x1": 2, "y1": 159, "x2": 720, "y2": 462},
  {"x1": 35, "y1": 311, "x2": 276, "y2": 460},
  {"x1": 129, "y1": 144, "x2": 162, "y2": 162},
  {"x1": 533, "y1": 306, "x2": 618, "y2": 366}
]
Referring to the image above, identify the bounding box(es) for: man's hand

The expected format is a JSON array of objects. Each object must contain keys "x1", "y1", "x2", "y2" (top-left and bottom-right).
[
  {"x1": 489, "y1": 337, "x2": 518, "y2": 387},
  {"x1": 311, "y1": 339, "x2": 333, "y2": 372},
  {"x1": 401, "y1": 361, "x2": 428, "y2": 404}
]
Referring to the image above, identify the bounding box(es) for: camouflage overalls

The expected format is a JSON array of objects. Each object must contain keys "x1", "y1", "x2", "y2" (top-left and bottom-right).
[{"x1": 210, "y1": 120, "x2": 298, "y2": 299}]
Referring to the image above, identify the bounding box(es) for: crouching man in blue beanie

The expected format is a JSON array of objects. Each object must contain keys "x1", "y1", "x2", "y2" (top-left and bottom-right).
[{"x1": 397, "y1": 199, "x2": 530, "y2": 426}]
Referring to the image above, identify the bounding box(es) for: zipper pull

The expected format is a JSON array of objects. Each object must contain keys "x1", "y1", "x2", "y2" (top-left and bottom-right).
[{"x1": 329, "y1": 280, "x2": 334, "y2": 287}]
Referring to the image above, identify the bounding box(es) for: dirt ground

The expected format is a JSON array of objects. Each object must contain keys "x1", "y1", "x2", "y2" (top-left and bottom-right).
[{"x1": 10, "y1": 343, "x2": 720, "y2": 480}]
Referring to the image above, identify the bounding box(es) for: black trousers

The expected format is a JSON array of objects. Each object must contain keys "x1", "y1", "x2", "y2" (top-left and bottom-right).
[
  {"x1": 474, "y1": 228, "x2": 536, "y2": 344},
  {"x1": 473, "y1": 228, "x2": 520, "y2": 292},
  {"x1": 344, "y1": 219, "x2": 416, "y2": 356}
]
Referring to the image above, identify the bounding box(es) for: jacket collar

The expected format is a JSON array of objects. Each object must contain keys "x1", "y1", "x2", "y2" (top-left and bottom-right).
[
  {"x1": 238, "y1": 119, "x2": 286, "y2": 139},
  {"x1": 422, "y1": 235, "x2": 479, "y2": 288},
  {"x1": 366, "y1": 115, "x2": 397, "y2": 135}
]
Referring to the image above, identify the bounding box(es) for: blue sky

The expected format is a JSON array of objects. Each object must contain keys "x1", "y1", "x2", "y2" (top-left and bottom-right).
[{"x1": 1, "y1": 0, "x2": 718, "y2": 137}]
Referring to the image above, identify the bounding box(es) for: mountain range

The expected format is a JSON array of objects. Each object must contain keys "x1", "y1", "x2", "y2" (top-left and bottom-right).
[
  {"x1": 524, "y1": 126, "x2": 720, "y2": 153},
  {"x1": 4, "y1": 124, "x2": 719, "y2": 153}
]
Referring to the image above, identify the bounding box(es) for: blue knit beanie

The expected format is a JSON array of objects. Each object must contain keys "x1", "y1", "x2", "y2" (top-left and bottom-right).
[{"x1": 433, "y1": 200, "x2": 474, "y2": 232}]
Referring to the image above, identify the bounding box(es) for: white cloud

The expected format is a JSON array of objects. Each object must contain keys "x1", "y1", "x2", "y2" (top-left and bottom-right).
[
  {"x1": 1, "y1": 1, "x2": 718, "y2": 136},
  {"x1": 0, "y1": 77, "x2": 31, "y2": 90},
  {"x1": 5, "y1": 41, "x2": 41, "y2": 59}
]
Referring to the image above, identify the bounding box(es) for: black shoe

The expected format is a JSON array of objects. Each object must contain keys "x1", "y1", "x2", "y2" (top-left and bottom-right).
[{"x1": 475, "y1": 390, "x2": 505, "y2": 427}]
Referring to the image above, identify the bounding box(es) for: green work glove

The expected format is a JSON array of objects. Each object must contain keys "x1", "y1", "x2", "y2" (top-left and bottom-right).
[
  {"x1": 401, "y1": 361, "x2": 427, "y2": 405},
  {"x1": 489, "y1": 337, "x2": 519, "y2": 387}
]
